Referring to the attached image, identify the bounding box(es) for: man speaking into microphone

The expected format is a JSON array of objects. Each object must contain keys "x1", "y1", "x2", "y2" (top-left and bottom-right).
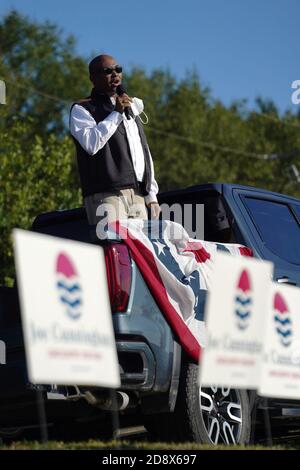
[{"x1": 69, "y1": 54, "x2": 160, "y2": 228}]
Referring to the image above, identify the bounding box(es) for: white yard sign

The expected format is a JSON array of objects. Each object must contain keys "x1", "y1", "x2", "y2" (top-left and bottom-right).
[
  {"x1": 199, "y1": 252, "x2": 273, "y2": 389},
  {"x1": 259, "y1": 282, "x2": 300, "y2": 399},
  {"x1": 13, "y1": 229, "x2": 120, "y2": 388}
]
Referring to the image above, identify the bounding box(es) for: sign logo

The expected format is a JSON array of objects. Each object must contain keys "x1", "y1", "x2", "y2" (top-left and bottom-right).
[
  {"x1": 274, "y1": 292, "x2": 292, "y2": 347},
  {"x1": 55, "y1": 252, "x2": 82, "y2": 320},
  {"x1": 235, "y1": 269, "x2": 252, "y2": 330}
]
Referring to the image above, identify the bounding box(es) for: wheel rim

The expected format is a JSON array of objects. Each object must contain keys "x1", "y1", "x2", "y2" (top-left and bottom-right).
[{"x1": 199, "y1": 386, "x2": 243, "y2": 445}]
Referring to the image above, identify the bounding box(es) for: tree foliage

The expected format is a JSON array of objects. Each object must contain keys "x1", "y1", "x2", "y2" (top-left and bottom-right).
[
  {"x1": 0, "y1": 10, "x2": 90, "y2": 136},
  {"x1": 0, "y1": 117, "x2": 81, "y2": 283}
]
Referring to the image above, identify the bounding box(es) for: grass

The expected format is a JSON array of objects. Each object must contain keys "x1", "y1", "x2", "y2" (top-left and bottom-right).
[{"x1": 0, "y1": 439, "x2": 292, "y2": 450}]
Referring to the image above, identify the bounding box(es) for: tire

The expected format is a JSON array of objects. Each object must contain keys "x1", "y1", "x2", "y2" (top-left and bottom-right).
[{"x1": 144, "y1": 361, "x2": 251, "y2": 445}]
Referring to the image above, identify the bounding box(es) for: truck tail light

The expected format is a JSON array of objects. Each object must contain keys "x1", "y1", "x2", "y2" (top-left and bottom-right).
[{"x1": 104, "y1": 243, "x2": 132, "y2": 313}]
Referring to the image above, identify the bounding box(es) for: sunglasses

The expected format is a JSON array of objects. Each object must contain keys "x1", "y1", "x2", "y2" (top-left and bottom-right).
[{"x1": 97, "y1": 65, "x2": 123, "y2": 75}]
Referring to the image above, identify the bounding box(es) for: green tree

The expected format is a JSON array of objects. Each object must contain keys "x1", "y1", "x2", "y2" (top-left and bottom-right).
[
  {"x1": 0, "y1": 117, "x2": 81, "y2": 284},
  {"x1": 0, "y1": 10, "x2": 90, "y2": 136}
]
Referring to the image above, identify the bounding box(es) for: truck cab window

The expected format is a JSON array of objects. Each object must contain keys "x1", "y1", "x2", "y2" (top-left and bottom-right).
[
  {"x1": 159, "y1": 192, "x2": 236, "y2": 243},
  {"x1": 244, "y1": 197, "x2": 300, "y2": 264}
]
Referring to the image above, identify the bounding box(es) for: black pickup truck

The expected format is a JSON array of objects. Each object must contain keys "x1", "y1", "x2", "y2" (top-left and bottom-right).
[{"x1": 1, "y1": 183, "x2": 300, "y2": 444}]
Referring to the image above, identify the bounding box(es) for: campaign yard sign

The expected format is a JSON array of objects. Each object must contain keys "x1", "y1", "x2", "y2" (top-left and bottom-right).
[
  {"x1": 259, "y1": 282, "x2": 300, "y2": 399},
  {"x1": 199, "y1": 252, "x2": 273, "y2": 389},
  {"x1": 13, "y1": 229, "x2": 120, "y2": 388}
]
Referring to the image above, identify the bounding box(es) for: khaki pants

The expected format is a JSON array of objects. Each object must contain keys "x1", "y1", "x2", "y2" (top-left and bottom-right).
[{"x1": 84, "y1": 188, "x2": 148, "y2": 225}]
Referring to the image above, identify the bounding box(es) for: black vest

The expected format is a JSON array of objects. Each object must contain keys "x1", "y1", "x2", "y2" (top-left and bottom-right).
[{"x1": 71, "y1": 88, "x2": 151, "y2": 198}]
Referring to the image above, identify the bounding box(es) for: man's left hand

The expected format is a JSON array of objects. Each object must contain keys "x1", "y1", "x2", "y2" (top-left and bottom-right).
[{"x1": 148, "y1": 202, "x2": 161, "y2": 220}]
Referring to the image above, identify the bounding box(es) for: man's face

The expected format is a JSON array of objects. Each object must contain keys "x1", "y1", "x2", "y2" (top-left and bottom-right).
[{"x1": 90, "y1": 56, "x2": 122, "y2": 95}]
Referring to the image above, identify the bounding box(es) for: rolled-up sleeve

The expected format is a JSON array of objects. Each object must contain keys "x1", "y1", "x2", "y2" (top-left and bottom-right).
[{"x1": 70, "y1": 104, "x2": 123, "y2": 156}]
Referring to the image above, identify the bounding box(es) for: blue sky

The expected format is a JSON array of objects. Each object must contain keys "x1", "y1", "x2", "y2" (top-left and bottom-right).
[{"x1": 0, "y1": 0, "x2": 299, "y2": 113}]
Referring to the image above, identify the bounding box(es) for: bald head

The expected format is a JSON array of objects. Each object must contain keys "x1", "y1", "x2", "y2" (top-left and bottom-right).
[
  {"x1": 88, "y1": 54, "x2": 115, "y2": 76},
  {"x1": 88, "y1": 54, "x2": 122, "y2": 95}
]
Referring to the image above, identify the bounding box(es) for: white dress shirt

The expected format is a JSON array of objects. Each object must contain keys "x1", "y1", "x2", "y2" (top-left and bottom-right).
[{"x1": 70, "y1": 99, "x2": 158, "y2": 205}]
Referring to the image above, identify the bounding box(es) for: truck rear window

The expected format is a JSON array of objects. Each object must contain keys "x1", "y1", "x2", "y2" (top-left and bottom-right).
[
  {"x1": 159, "y1": 192, "x2": 234, "y2": 243},
  {"x1": 244, "y1": 197, "x2": 300, "y2": 264}
]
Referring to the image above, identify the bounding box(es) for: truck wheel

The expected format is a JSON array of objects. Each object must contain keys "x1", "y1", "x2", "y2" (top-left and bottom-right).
[
  {"x1": 173, "y1": 361, "x2": 251, "y2": 444},
  {"x1": 144, "y1": 361, "x2": 251, "y2": 444}
]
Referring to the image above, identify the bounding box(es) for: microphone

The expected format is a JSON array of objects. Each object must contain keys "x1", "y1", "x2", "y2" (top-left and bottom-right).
[{"x1": 116, "y1": 84, "x2": 131, "y2": 119}]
